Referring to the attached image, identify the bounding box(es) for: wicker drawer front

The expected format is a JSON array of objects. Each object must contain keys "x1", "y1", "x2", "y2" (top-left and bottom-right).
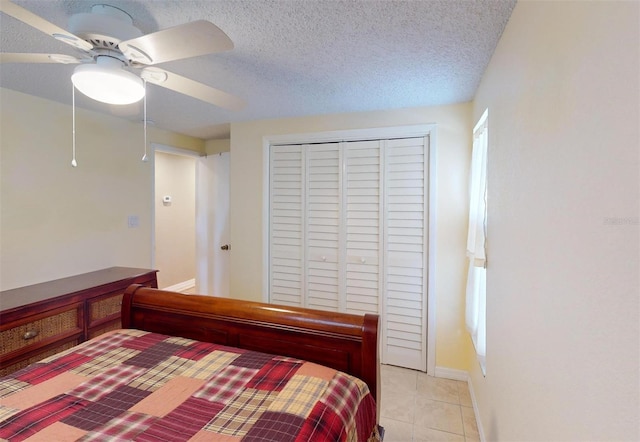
[
  {"x1": 0, "y1": 339, "x2": 79, "y2": 377},
  {"x1": 0, "y1": 307, "x2": 80, "y2": 355},
  {"x1": 90, "y1": 293, "x2": 123, "y2": 323}
]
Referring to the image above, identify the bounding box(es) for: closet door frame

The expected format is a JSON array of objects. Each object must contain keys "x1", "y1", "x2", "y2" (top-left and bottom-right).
[{"x1": 262, "y1": 124, "x2": 437, "y2": 375}]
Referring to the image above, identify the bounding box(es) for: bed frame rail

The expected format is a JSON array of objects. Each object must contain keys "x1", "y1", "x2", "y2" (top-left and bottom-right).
[{"x1": 122, "y1": 284, "x2": 379, "y2": 404}]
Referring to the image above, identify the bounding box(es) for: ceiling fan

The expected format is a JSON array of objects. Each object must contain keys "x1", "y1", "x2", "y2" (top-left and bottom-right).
[{"x1": 0, "y1": 0, "x2": 245, "y2": 110}]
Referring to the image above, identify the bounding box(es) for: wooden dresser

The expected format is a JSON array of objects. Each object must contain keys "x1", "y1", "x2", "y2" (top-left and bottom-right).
[{"x1": 0, "y1": 267, "x2": 158, "y2": 376}]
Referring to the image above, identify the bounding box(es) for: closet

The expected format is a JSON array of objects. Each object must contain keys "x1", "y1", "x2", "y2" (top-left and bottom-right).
[{"x1": 268, "y1": 135, "x2": 429, "y2": 371}]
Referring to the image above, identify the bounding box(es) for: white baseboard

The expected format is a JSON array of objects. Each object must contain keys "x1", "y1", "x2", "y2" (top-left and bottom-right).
[
  {"x1": 435, "y1": 366, "x2": 485, "y2": 442},
  {"x1": 467, "y1": 376, "x2": 486, "y2": 442},
  {"x1": 162, "y1": 278, "x2": 195, "y2": 293},
  {"x1": 434, "y1": 366, "x2": 469, "y2": 381}
]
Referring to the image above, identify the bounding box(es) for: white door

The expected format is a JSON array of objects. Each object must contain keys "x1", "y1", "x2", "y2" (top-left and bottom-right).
[
  {"x1": 382, "y1": 137, "x2": 429, "y2": 371},
  {"x1": 269, "y1": 145, "x2": 305, "y2": 306},
  {"x1": 344, "y1": 140, "x2": 382, "y2": 316},
  {"x1": 305, "y1": 143, "x2": 341, "y2": 311},
  {"x1": 196, "y1": 152, "x2": 230, "y2": 297},
  {"x1": 268, "y1": 137, "x2": 429, "y2": 372}
]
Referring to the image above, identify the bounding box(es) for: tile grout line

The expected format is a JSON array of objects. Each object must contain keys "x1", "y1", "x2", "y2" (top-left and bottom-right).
[{"x1": 381, "y1": 365, "x2": 479, "y2": 441}]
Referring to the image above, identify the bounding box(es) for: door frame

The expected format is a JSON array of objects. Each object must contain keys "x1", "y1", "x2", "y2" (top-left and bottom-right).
[{"x1": 262, "y1": 124, "x2": 437, "y2": 375}]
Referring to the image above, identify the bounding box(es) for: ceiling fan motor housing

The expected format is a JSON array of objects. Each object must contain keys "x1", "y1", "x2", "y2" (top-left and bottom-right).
[{"x1": 68, "y1": 4, "x2": 143, "y2": 53}]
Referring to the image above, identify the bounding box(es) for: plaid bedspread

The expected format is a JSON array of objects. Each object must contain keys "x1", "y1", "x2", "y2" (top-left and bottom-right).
[{"x1": 0, "y1": 329, "x2": 380, "y2": 441}]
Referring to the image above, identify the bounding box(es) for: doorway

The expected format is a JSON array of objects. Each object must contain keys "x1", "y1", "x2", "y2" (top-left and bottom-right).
[
  {"x1": 154, "y1": 150, "x2": 197, "y2": 290},
  {"x1": 152, "y1": 145, "x2": 230, "y2": 296}
]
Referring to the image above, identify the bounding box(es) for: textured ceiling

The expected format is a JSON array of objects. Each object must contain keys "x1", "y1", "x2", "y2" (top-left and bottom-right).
[{"x1": 0, "y1": 0, "x2": 516, "y2": 139}]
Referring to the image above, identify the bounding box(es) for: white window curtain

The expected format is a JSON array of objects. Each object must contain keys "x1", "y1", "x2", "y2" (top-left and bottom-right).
[{"x1": 466, "y1": 110, "x2": 488, "y2": 371}]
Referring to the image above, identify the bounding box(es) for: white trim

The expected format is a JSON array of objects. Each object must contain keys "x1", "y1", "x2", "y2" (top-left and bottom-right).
[
  {"x1": 381, "y1": 140, "x2": 389, "y2": 367},
  {"x1": 149, "y1": 146, "x2": 156, "y2": 270},
  {"x1": 301, "y1": 145, "x2": 309, "y2": 308},
  {"x1": 378, "y1": 140, "x2": 387, "y2": 368},
  {"x1": 427, "y1": 131, "x2": 437, "y2": 376},
  {"x1": 263, "y1": 124, "x2": 438, "y2": 374},
  {"x1": 152, "y1": 143, "x2": 204, "y2": 158},
  {"x1": 162, "y1": 278, "x2": 196, "y2": 293},
  {"x1": 261, "y1": 140, "x2": 271, "y2": 303},
  {"x1": 338, "y1": 143, "x2": 347, "y2": 313},
  {"x1": 467, "y1": 376, "x2": 486, "y2": 442},
  {"x1": 264, "y1": 124, "x2": 436, "y2": 146},
  {"x1": 473, "y1": 108, "x2": 489, "y2": 134},
  {"x1": 434, "y1": 366, "x2": 469, "y2": 382},
  {"x1": 195, "y1": 156, "x2": 208, "y2": 295}
]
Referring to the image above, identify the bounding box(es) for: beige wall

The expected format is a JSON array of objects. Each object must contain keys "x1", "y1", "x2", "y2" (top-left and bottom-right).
[
  {"x1": 0, "y1": 88, "x2": 204, "y2": 290},
  {"x1": 229, "y1": 103, "x2": 474, "y2": 370},
  {"x1": 154, "y1": 152, "x2": 196, "y2": 289},
  {"x1": 470, "y1": 1, "x2": 639, "y2": 440},
  {"x1": 205, "y1": 139, "x2": 230, "y2": 155}
]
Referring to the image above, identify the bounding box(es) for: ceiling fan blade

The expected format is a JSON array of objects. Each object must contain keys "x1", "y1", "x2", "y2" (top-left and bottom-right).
[
  {"x1": 0, "y1": 0, "x2": 92, "y2": 52},
  {"x1": 0, "y1": 53, "x2": 84, "y2": 64},
  {"x1": 141, "y1": 67, "x2": 245, "y2": 111},
  {"x1": 119, "y1": 20, "x2": 233, "y2": 65}
]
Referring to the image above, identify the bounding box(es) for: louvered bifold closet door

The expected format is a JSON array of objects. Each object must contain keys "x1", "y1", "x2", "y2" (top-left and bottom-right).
[
  {"x1": 269, "y1": 136, "x2": 430, "y2": 371},
  {"x1": 269, "y1": 145, "x2": 304, "y2": 306},
  {"x1": 305, "y1": 144, "x2": 341, "y2": 311},
  {"x1": 383, "y1": 136, "x2": 429, "y2": 371},
  {"x1": 344, "y1": 141, "x2": 382, "y2": 315}
]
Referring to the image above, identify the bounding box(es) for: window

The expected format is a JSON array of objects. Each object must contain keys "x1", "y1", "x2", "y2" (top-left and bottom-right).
[{"x1": 466, "y1": 109, "x2": 488, "y2": 374}]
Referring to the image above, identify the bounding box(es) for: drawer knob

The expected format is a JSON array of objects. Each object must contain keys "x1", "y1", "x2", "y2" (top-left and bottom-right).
[{"x1": 23, "y1": 330, "x2": 39, "y2": 340}]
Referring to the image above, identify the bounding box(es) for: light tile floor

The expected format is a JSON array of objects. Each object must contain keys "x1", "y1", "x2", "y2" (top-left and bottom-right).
[{"x1": 380, "y1": 364, "x2": 480, "y2": 442}]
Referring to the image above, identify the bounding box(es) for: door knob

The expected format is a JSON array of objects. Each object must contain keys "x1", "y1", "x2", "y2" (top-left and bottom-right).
[{"x1": 221, "y1": 244, "x2": 230, "y2": 250}]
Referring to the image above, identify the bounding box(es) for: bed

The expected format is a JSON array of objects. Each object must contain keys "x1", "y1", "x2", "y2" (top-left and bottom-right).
[{"x1": 0, "y1": 284, "x2": 381, "y2": 441}]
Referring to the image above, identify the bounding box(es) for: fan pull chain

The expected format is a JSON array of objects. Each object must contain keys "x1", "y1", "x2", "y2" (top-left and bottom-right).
[
  {"x1": 142, "y1": 79, "x2": 149, "y2": 162},
  {"x1": 71, "y1": 84, "x2": 78, "y2": 167}
]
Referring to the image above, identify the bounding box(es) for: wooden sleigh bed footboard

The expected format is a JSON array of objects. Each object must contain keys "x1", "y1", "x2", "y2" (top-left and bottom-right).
[
  {"x1": 122, "y1": 284, "x2": 380, "y2": 406},
  {"x1": 0, "y1": 284, "x2": 381, "y2": 441}
]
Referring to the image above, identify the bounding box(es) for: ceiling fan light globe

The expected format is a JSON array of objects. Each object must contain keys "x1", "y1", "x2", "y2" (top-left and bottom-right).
[{"x1": 71, "y1": 63, "x2": 145, "y2": 105}]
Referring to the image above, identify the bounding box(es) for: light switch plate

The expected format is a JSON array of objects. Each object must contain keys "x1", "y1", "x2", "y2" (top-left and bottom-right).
[{"x1": 128, "y1": 215, "x2": 139, "y2": 228}]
